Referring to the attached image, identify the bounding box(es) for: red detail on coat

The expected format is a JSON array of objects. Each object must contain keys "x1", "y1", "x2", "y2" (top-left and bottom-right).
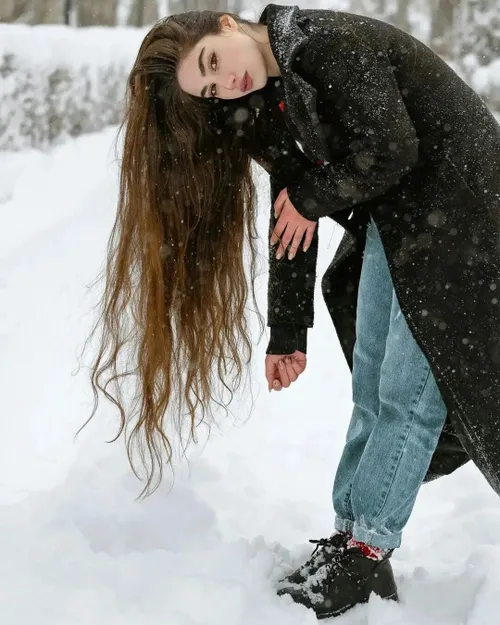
[{"x1": 277, "y1": 100, "x2": 322, "y2": 167}]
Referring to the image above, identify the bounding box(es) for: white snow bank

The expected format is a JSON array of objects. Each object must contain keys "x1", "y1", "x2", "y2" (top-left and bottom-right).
[{"x1": 1, "y1": 127, "x2": 500, "y2": 624}]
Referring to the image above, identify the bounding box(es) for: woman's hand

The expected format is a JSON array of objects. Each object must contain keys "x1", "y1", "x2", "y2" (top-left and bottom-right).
[
  {"x1": 271, "y1": 188, "x2": 317, "y2": 260},
  {"x1": 265, "y1": 351, "x2": 307, "y2": 391}
]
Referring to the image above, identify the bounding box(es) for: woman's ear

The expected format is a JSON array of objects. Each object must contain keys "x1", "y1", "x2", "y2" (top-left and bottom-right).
[{"x1": 219, "y1": 14, "x2": 238, "y2": 32}]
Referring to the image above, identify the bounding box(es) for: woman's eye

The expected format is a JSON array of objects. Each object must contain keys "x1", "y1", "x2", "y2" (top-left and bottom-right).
[{"x1": 209, "y1": 53, "x2": 217, "y2": 97}]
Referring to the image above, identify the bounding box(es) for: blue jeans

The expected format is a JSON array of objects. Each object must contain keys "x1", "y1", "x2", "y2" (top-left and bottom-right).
[{"x1": 332, "y1": 216, "x2": 448, "y2": 550}]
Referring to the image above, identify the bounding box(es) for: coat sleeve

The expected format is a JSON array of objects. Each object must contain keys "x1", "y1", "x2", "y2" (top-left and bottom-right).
[
  {"x1": 238, "y1": 95, "x2": 321, "y2": 355},
  {"x1": 266, "y1": 172, "x2": 319, "y2": 355},
  {"x1": 286, "y1": 30, "x2": 420, "y2": 221}
]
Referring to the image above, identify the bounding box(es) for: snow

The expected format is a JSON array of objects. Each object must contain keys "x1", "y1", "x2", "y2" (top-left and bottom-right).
[{"x1": 1, "y1": 125, "x2": 500, "y2": 624}]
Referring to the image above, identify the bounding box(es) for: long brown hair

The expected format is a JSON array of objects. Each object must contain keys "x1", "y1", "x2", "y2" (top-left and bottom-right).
[{"x1": 78, "y1": 11, "x2": 269, "y2": 498}]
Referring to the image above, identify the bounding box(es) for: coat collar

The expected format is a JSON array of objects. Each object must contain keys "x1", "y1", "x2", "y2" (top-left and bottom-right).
[
  {"x1": 258, "y1": 4, "x2": 332, "y2": 163},
  {"x1": 258, "y1": 4, "x2": 305, "y2": 74}
]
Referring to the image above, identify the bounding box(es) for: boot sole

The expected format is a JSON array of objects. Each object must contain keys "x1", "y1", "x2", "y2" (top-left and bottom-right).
[{"x1": 316, "y1": 591, "x2": 399, "y2": 620}]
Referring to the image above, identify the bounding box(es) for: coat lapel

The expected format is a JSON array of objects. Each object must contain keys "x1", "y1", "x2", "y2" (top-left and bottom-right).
[{"x1": 259, "y1": 4, "x2": 333, "y2": 164}]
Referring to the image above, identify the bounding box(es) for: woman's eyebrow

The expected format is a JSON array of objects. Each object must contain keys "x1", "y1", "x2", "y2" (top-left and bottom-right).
[
  {"x1": 198, "y1": 46, "x2": 206, "y2": 76},
  {"x1": 198, "y1": 46, "x2": 208, "y2": 98}
]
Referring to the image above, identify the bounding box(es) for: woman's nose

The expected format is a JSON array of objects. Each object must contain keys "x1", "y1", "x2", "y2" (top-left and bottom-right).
[{"x1": 224, "y1": 74, "x2": 237, "y2": 91}]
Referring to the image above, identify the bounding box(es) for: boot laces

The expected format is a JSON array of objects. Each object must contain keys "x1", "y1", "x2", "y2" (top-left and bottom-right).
[
  {"x1": 309, "y1": 537, "x2": 335, "y2": 547},
  {"x1": 298, "y1": 536, "x2": 346, "y2": 594},
  {"x1": 306, "y1": 535, "x2": 343, "y2": 562}
]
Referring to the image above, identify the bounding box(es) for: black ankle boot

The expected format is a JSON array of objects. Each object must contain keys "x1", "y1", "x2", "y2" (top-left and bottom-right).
[
  {"x1": 277, "y1": 545, "x2": 398, "y2": 619},
  {"x1": 277, "y1": 532, "x2": 349, "y2": 589}
]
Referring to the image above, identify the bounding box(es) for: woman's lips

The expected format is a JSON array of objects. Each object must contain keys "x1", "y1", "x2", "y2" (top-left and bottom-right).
[{"x1": 241, "y1": 71, "x2": 253, "y2": 93}]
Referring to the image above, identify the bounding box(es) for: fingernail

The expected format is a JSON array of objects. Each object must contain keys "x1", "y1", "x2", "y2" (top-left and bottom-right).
[
  {"x1": 276, "y1": 251, "x2": 282, "y2": 259},
  {"x1": 274, "y1": 380, "x2": 279, "y2": 387},
  {"x1": 303, "y1": 245, "x2": 309, "y2": 252},
  {"x1": 278, "y1": 360, "x2": 284, "y2": 368},
  {"x1": 288, "y1": 252, "x2": 295, "y2": 260}
]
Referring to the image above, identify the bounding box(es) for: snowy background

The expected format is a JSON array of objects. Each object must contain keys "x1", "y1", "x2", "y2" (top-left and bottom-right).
[{"x1": 2, "y1": 1, "x2": 500, "y2": 624}]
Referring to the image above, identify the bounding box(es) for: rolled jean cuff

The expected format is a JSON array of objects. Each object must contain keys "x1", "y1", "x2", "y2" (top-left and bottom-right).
[
  {"x1": 352, "y1": 523, "x2": 402, "y2": 550},
  {"x1": 334, "y1": 516, "x2": 354, "y2": 535}
]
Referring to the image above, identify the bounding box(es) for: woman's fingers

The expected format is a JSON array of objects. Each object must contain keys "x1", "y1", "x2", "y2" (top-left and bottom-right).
[
  {"x1": 288, "y1": 228, "x2": 306, "y2": 260},
  {"x1": 277, "y1": 359, "x2": 291, "y2": 387},
  {"x1": 272, "y1": 362, "x2": 283, "y2": 391},
  {"x1": 302, "y1": 225, "x2": 315, "y2": 253},
  {"x1": 265, "y1": 356, "x2": 276, "y2": 390},
  {"x1": 275, "y1": 225, "x2": 290, "y2": 259},
  {"x1": 276, "y1": 225, "x2": 299, "y2": 259},
  {"x1": 270, "y1": 219, "x2": 286, "y2": 247},
  {"x1": 275, "y1": 188, "x2": 287, "y2": 212},
  {"x1": 288, "y1": 356, "x2": 304, "y2": 376},
  {"x1": 267, "y1": 351, "x2": 306, "y2": 392},
  {"x1": 284, "y1": 357, "x2": 299, "y2": 382},
  {"x1": 270, "y1": 192, "x2": 288, "y2": 246},
  {"x1": 278, "y1": 357, "x2": 302, "y2": 388}
]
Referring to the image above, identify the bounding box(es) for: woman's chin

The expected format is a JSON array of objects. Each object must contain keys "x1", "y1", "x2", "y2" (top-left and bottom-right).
[{"x1": 253, "y1": 74, "x2": 268, "y2": 92}]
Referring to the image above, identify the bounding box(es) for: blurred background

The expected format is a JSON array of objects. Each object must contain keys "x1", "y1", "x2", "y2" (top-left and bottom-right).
[{"x1": 0, "y1": 1, "x2": 499, "y2": 152}]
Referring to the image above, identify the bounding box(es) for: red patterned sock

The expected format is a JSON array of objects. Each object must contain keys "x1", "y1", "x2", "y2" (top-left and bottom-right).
[{"x1": 347, "y1": 537, "x2": 388, "y2": 560}]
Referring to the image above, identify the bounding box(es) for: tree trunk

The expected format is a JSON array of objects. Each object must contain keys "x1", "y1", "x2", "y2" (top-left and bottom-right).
[
  {"x1": 77, "y1": 0, "x2": 118, "y2": 26},
  {"x1": 351, "y1": 0, "x2": 389, "y2": 18},
  {"x1": 127, "y1": 0, "x2": 158, "y2": 26},
  {"x1": 394, "y1": 0, "x2": 411, "y2": 33},
  {"x1": 64, "y1": 0, "x2": 73, "y2": 25},
  {"x1": 0, "y1": 0, "x2": 30, "y2": 22},
  {"x1": 33, "y1": 0, "x2": 66, "y2": 24},
  {"x1": 430, "y1": 0, "x2": 457, "y2": 57},
  {"x1": 169, "y1": 0, "x2": 231, "y2": 13}
]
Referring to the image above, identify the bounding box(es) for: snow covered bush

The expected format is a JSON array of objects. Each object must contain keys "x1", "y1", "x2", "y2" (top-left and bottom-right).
[{"x1": 0, "y1": 23, "x2": 146, "y2": 150}]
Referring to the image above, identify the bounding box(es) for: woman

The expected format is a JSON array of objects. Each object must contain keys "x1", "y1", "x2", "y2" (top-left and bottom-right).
[{"x1": 83, "y1": 3, "x2": 500, "y2": 620}]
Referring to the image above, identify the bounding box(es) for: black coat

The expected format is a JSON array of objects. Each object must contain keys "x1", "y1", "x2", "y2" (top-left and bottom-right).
[{"x1": 249, "y1": 5, "x2": 500, "y2": 495}]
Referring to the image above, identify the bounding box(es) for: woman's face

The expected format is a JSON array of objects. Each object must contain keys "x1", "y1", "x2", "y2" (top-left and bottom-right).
[{"x1": 177, "y1": 15, "x2": 269, "y2": 100}]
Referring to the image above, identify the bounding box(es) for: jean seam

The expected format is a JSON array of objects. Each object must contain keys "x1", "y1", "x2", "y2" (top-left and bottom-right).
[
  {"x1": 371, "y1": 363, "x2": 432, "y2": 523},
  {"x1": 369, "y1": 361, "x2": 426, "y2": 506},
  {"x1": 344, "y1": 487, "x2": 353, "y2": 519}
]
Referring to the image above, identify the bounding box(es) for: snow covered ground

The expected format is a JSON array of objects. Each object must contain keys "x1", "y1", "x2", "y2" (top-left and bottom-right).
[{"x1": 1, "y1": 127, "x2": 500, "y2": 624}]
